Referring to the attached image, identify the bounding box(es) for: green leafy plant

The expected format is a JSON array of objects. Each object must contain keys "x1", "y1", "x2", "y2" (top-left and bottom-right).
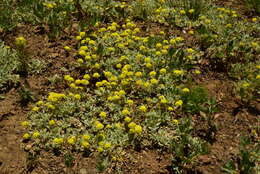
[
  {"x1": 19, "y1": 84, "x2": 35, "y2": 106},
  {"x1": 222, "y1": 136, "x2": 259, "y2": 174},
  {"x1": 244, "y1": 0, "x2": 260, "y2": 14},
  {"x1": 64, "y1": 153, "x2": 75, "y2": 167},
  {"x1": 170, "y1": 117, "x2": 208, "y2": 173},
  {"x1": 0, "y1": 0, "x2": 18, "y2": 31},
  {"x1": 180, "y1": 0, "x2": 208, "y2": 20}
]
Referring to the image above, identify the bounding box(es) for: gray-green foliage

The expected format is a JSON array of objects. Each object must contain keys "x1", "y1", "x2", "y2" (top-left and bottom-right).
[{"x1": 0, "y1": 42, "x2": 20, "y2": 93}]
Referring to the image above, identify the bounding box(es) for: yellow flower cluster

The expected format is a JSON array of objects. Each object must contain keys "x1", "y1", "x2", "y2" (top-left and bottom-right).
[
  {"x1": 128, "y1": 122, "x2": 143, "y2": 134},
  {"x1": 15, "y1": 36, "x2": 27, "y2": 47},
  {"x1": 47, "y1": 92, "x2": 66, "y2": 102}
]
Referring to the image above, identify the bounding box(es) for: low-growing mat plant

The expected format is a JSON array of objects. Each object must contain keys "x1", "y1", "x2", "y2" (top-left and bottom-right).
[
  {"x1": 11, "y1": 0, "x2": 259, "y2": 173},
  {"x1": 21, "y1": 20, "x2": 215, "y2": 171}
]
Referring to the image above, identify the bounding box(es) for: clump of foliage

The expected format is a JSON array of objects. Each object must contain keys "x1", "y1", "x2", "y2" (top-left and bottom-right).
[
  {"x1": 244, "y1": 0, "x2": 260, "y2": 14},
  {"x1": 222, "y1": 136, "x2": 259, "y2": 174},
  {"x1": 170, "y1": 117, "x2": 208, "y2": 173},
  {"x1": 0, "y1": 42, "x2": 20, "y2": 93},
  {"x1": 21, "y1": 20, "x2": 213, "y2": 171}
]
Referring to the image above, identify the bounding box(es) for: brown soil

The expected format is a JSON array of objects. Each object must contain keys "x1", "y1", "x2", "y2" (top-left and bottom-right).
[
  {"x1": 0, "y1": 89, "x2": 26, "y2": 174},
  {"x1": 192, "y1": 79, "x2": 259, "y2": 174},
  {"x1": 0, "y1": 24, "x2": 259, "y2": 174}
]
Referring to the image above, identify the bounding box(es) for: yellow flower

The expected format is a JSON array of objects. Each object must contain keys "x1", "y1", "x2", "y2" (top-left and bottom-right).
[
  {"x1": 143, "y1": 82, "x2": 151, "y2": 88},
  {"x1": 82, "y1": 134, "x2": 90, "y2": 141},
  {"x1": 173, "y1": 69, "x2": 184, "y2": 76},
  {"x1": 218, "y1": 15, "x2": 224, "y2": 19},
  {"x1": 81, "y1": 79, "x2": 89, "y2": 85},
  {"x1": 187, "y1": 55, "x2": 193, "y2": 60},
  {"x1": 159, "y1": 31, "x2": 165, "y2": 35},
  {"x1": 116, "y1": 63, "x2": 122, "y2": 69},
  {"x1": 251, "y1": 42, "x2": 259, "y2": 48},
  {"x1": 107, "y1": 47, "x2": 115, "y2": 52},
  {"x1": 15, "y1": 36, "x2": 27, "y2": 47},
  {"x1": 76, "y1": 36, "x2": 82, "y2": 41},
  {"x1": 104, "y1": 142, "x2": 112, "y2": 149},
  {"x1": 89, "y1": 40, "x2": 96, "y2": 45},
  {"x1": 160, "y1": 68, "x2": 167, "y2": 74},
  {"x1": 155, "y1": 51, "x2": 161, "y2": 56},
  {"x1": 180, "y1": 10, "x2": 186, "y2": 14},
  {"x1": 256, "y1": 75, "x2": 260, "y2": 79},
  {"x1": 168, "y1": 106, "x2": 174, "y2": 111},
  {"x1": 49, "y1": 120, "x2": 55, "y2": 126},
  {"x1": 47, "y1": 104, "x2": 55, "y2": 110},
  {"x1": 53, "y1": 138, "x2": 63, "y2": 145},
  {"x1": 122, "y1": 109, "x2": 130, "y2": 116},
  {"x1": 194, "y1": 70, "x2": 201, "y2": 74},
  {"x1": 83, "y1": 74, "x2": 90, "y2": 80},
  {"x1": 32, "y1": 131, "x2": 40, "y2": 139},
  {"x1": 97, "y1": 147, "x2": 104, "y2": 152},
  {"x1": 156, "y1": 43, "x2": 162, "y2": 48},
  {"x1": 37, "y1": 100, "x2": 44, "y2": 106},
  {"x1": 182, "y1": 88, "x2": 190, "y2": 93},
  {"x1": 79, "y1": 50, "x2": 86, "y2": 56},
  {"x1": 77, "y1": 58, "x2": 84, "y2": 64},
  {"x1": 139, "y1": 45, "x2": 146, "y2": 51},
  {"x1": 175, "y1": 100, "x2": 183, "y2": 106},
  {"x1": 135, "y1": 72, "x2": 143, "y2": 77},
  {"x1": 252, "y1": 18, "x2": 257, "y2": 22},
  {"x1": 150, "y1": 78, "x2": 158, "y2": 85},
  {"x1": 188, "y1": 9, "x2": 195, "y2": 13},
  {"x1": 128, "y1": 122, "x2": 136, "y2": 129},
  {"x1": 242, "y1": 82, "x2": 250, "y2": 88},
  {"x1": 82, "y1": 141, "x2": 90, "y2": 148},
  {"x1": 67, "y1": 136, "x2": 76, "y2": 145},
  {"x1": 21, "y1": 121, "x2": 30, "y2": 127},
  {"x1": 93, "y1": 73, "x2": 100, "y2": 78},
  {"x1": 149, "y1": 71, "x2": 157, "y2": 77},
  {"x1": 139, "y1": 105, "x2": 147, "y2": 112},
  {"x1": 95, "y1": 122, "x2": 104, "y2": 130},
  {"x1": 85, "y1": 55, "x2": 91, "y2": 60},
  {"x1": 205, "y1": 19, "x2": 211, "y2": 24},
  {"x1": 124, "y1": 116, "x2": 132, "y2": 122},
  {"x1": 172, "y1": 119, "x2": 179, "y2": 125},
  {"x1": 226, "y1": 24, "x2": 232, "y2": 28},
  {"x1": 79, "y1": 32, "x2": 86, "y2": 37},
  {"x1": 134, "y1": 125, "x2": 142, "y2": 134},
  {"x1": 23, "y1": 133, "x2": 30, "y2": 139},
  {"x1": 111, "y1": 156, "x2": 117, "y2": 161},
  {"x1": 170, "y1": 39, "x2": 176, "y2": 45},
  {"x1": 106, "y1": 124, "x2": 112, "y2": 129},
  {"x1": 64, "y1": 46, "x2": 71, "y2": 51},
  {"x1": 126, "y1": 99, "x2": 134, "y2": 105},
  {"x1": 146, "y1": 63, "x2": 152, "y2": 68},
  {"x1": 64, "y1": 75, "x2": 74, "y2": 82},
  {"x1": 119, "y1": 90, "x2": 126, "y2": 96},
  {"x1": 186, "y1": 48, "x2": 194, "y2": 53},
  {"x1": 99, "y1": 112, "x2": 107, "y2": 118},
  {"x1": 76, "y1": 80, "x2": 83, "y2": 85},
  {"x1": 74, "y1": 94, "x2": 81, "y2": 100},
  {"x1": 115, "y1": 123, "x2": 122, "y2": 129},
  {"x1": 160, "y1": 98, "x2": 167, "y2": 104},
  {"x1": 161, "y1": 49, "x2": 168, "y2": 55}
]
